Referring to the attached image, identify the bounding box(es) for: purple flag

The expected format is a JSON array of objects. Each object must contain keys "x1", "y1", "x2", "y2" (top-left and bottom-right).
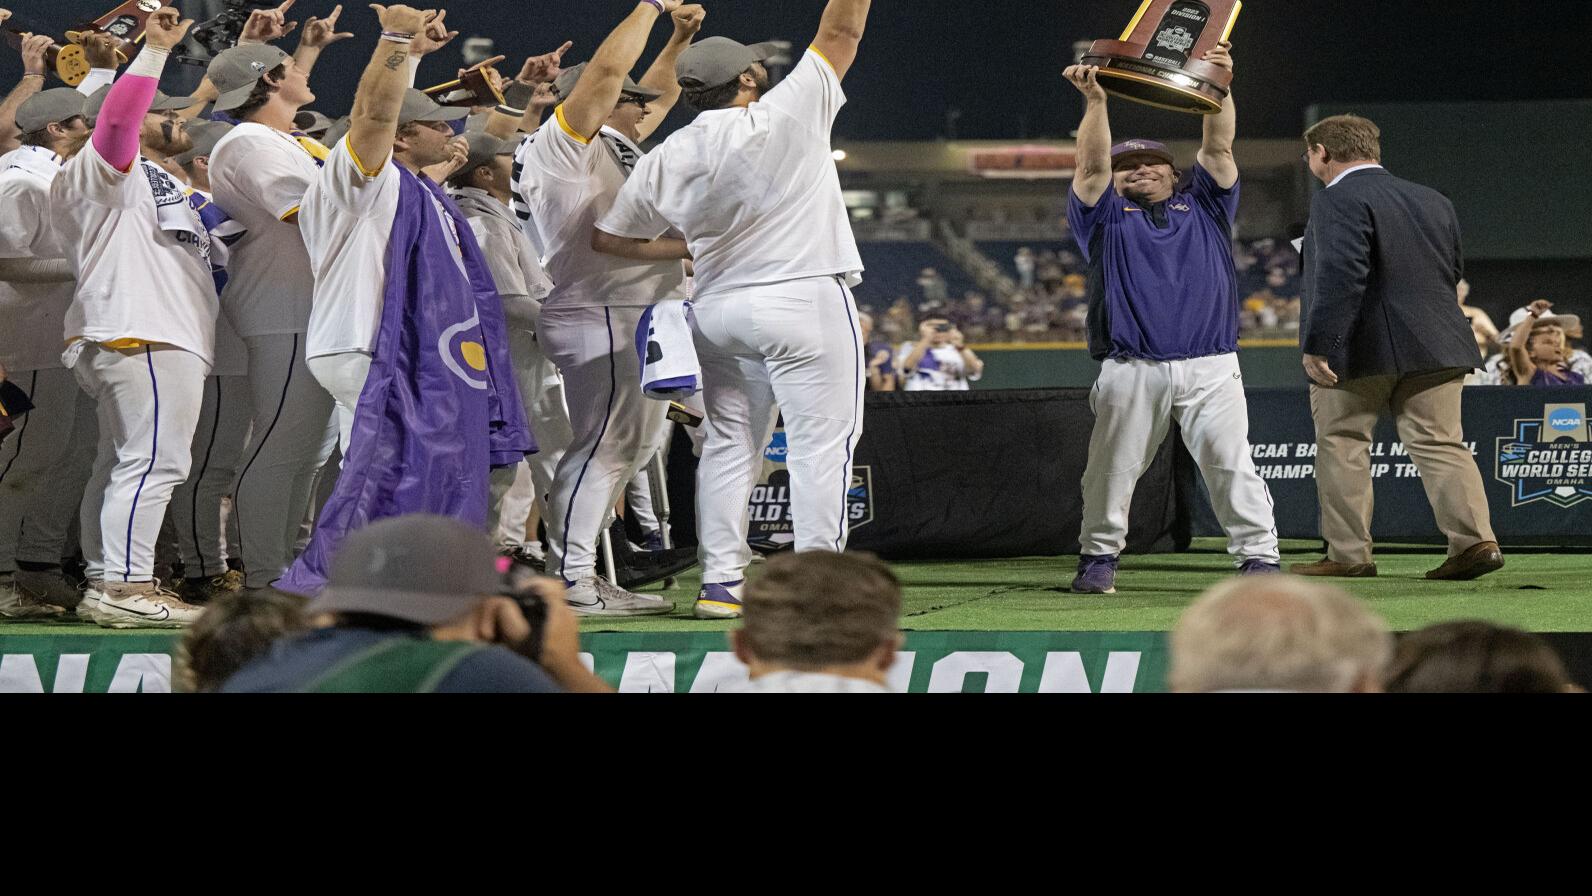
[{"x1": 277, "y1": 168, "x2": 534, "y2": 596}]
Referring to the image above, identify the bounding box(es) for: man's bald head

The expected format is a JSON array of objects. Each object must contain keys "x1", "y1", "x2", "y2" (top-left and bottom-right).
[{"x1": 1170, "y1": 576, "x2": 1392, "y2": 693}]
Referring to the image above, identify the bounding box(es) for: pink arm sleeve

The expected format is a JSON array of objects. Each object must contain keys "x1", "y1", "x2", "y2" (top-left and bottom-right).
[{"x1": 91, "y1": 74, "x2": 157, "y2": 172}]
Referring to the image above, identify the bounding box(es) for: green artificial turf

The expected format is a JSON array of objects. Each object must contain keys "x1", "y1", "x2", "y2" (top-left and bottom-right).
[{"x1": 573, "y1": 538, "x2": 1592, "y2": 634}]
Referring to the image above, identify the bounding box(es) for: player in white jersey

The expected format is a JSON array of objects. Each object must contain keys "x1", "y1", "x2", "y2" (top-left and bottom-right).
[
  {"x1": 445, "y1": 132, "x2": 571, "y2": 553},
  {"x1": 595, "y1": 0, "x2": 873, "y2": 619},
  {"x1": 510, "y1": 0, "x2": 703, "y2": 615},
  {"x1": 0, "y1": 89, "x2": 98, "y2": 618},
  {"x1": 206, "y1": 43, "x2": 345, "y2": 591},
  {"x1": 49, "y1": 10, "x2": 216, "y2": 628}
]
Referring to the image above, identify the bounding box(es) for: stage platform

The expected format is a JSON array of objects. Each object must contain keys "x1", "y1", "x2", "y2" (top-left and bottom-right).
[{"x1": 3, "y1": 539, "x2": 1590, "y2": 693}]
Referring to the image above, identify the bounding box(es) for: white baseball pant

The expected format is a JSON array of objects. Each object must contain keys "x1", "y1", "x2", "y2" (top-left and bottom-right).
[
  {"x1": 0, "y1": 368, "x2": 97, "y2": 573},
  {"x1": 492, "y1": 461, "x2": 537, "y2": 547},
  {"x1": 232, "y1": 333, "x2": 337, "y2": 586},
  {"x1": 307, "y1": 350, "x2": 374, "y2": 456},
  {"x1": 691, "y1": 276, "x2": 865, "y2": 585},
  {"x1": 168, "y1": 373, "x2": 251, "y2": 579},
  {"x1": 539, "y1": 305, "x2": 669, "y2": 583},
  {"x1": 488, "y1": 327, "x2": 571, "y2": 539},
  {"x1": 625, "y1": 411, "x2": 675, "y2": 538},
  {"x1": 1079, "y1": 353, "x2": 1279, "y2": 564},
  {"x1": 72, "y1": 344, "x2": 208, "y2": 583}
]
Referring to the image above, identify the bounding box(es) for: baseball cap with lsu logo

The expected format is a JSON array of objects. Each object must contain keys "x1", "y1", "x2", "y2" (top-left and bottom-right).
[
  {"x1": 551, "y1": 62, "x2": 662, "y2": 103},
  {"x1": 15, "y1": 88, "x2": 88, "y2": 132},
  {"x1": 675, "y1": 36, "x2": 782, "y2": 90},
  {"x1": 207, "y1": 44, "x2": 292, "y2": 113},
  {"x1": 173, "y1": 119, "x2": 235, "y2": 166},
  {"x1": 1111, "y1": 139, "x2": 1177, "y2": 168},
  {"x1": 398, "y1": 88, "x2": 469, "y2": 127}
]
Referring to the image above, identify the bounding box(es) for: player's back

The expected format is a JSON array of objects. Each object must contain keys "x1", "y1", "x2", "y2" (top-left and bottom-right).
[{"x1": 618, "y1": 48, "x2": 862, "y2": 301}]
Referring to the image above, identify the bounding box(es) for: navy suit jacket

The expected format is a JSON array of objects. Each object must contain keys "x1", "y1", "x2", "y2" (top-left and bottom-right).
[{"x1": 1300, "y1": 167, "x2": 1481, "y2": 381}]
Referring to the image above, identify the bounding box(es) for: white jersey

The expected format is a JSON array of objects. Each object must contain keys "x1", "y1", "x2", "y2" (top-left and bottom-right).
[
  {"x1": 450, "y1": 185, "x2": 552, "y2": 332},
  {"x1": 735, "y1": 671, "x2": 891, "y2": 694},
  {"x1": 511, "y1": 112, "x2": 683, "y2": 309},
  {"x1": 899, "y1": 342, "x2": 981, "y2": 392},
  {"x1": 187, "y1": 187, "x2": 249, "y2": 378},
  {"x1": 0, "y1": 146, "x2": 73, "y2": 371},
  {"x1": 50, "y1": 139, "x2": 217, "y2": 367},
  {"x1": 597, "y1": 49, "x2": 863, "y2": 302},
  {"x1": 209, "y1": 122, "x2": 323, "y2": 337}
]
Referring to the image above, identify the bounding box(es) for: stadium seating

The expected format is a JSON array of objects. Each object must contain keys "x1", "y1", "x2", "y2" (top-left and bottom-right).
[{"x1": 853, "y1": 242, "x2": 979, "y2": 310}]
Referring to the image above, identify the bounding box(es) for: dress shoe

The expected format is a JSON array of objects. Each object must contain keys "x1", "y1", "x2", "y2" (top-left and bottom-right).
[
  {"x1": 1425, "y1": 541, "x2": 1505, "y2": 581},
  {"x1": 1290, "y1": 558, "x2": 1378, "y2": 578}
]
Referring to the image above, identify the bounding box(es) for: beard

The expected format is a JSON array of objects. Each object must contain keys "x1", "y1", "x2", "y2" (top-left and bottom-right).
[{"x1": 148, "y1": 119, "x2": 192, "y2": 157}]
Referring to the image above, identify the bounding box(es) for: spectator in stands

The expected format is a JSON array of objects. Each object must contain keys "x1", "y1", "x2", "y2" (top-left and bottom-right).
[
  {"x1": 732, "y1": 551, "x2": 903, "y2": 693},
  {"x1": 1384, "y1": 621, "x2": 1580, "y2": 693},
  {"x1": 899, "y1": 317, "x2": 985, "y2": 390},
  {"x1": 1014, "y1": 246, "x2": 1036, "y2": 289},
  {"x1": 1501, "y1": 300, "x2": 1584, "y2": 386},
  {"x1": 860, "y1": 312, "x2": 897, "y2": 392},
  {"x1": 1169, "y1": 576, "x2": 1392, "y2": 693},
  {"x1": 1457, "y1": 279, "x2": 1500, "y2": 357},
  {"x1": 222, "y1": 515, "x2": 612, "y2": 693},
  {"x1": 917, "y1": 267, "x2": 948, "y2": 304},
  {"x1": 175, "y1": 590, "x2": 309, "y2": 692}
]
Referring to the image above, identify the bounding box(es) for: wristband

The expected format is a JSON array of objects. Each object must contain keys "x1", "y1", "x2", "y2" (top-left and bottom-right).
[
  {"x1": 496, "y1": 103, "x2": 527, "y2": 117},
  {"x1": 21, "y1": 72, "x2": 45, "y2": 80},
  {"x1": 127, "y1": 45, "x2": 170, "y2": 79},
  {"x1": 380, "y1": 31, "x2": 415, "y2": 43},
  {"x1": 640, "y1": 0, "x2": 666, "y2": 13}
]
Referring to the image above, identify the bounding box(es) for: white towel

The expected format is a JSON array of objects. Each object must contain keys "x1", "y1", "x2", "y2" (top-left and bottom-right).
[{"x1": 635, "y1": 299, "x2": 701, "y2": 400}]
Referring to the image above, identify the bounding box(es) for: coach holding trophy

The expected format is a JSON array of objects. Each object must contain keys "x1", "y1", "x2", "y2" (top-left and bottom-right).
[{"x1": 1294, "y1": 114, "x2": 1502, "y2": 581}]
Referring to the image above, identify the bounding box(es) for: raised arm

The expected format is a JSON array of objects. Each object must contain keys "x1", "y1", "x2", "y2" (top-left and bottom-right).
[
  {"x1": 811, "y1": 0, "x2": 870, "y2": 80},
  {"x1": 294, "y1": 3, "x2": 356, "y2": 76},
  {"x1": 93, "y1": 8, "x2": 192, "y2": 171},
  {"x1": 1064, "y1": 64, "x2": 1112, "y2": 206},
  {"x1": 346, "y1": 4, "x2": 429, "y2": 175},
  {"x1": 1196, "y1": 41, "x2": 1237, "y2": 189},
  {"x1": 632, "y1": 4, "x2": 703, "y2": 142},
  {"x1": 483, "y1": 41, "x2": 571, "y2": 140},
  {"x1": 0, "y1": 34, "x2": 51, "y2": 155},
  {"x1": 1504, "y1": 300, "x2": 1553, "y2": 384},
  {"x1": 560, "y1": 1, "x2": 680, "y2": 141}
]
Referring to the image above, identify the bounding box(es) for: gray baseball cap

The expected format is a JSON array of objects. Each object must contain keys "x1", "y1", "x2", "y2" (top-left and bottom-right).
[
  {"x1": 293, "y1": 109, "x2": 334, "y2": 136},
  {"x1": 306, "y1": 514, "x2": 505, "y2": 626},
  {"x1": 676, "y1": 36, "x2": 781, "y2": 89},
  {"x1": 552, "y1": 62, "x2": 662, "y2": 103},
  {"x1": 399, "y1": 88, "x2": 469, "y2": 126},
  {"x1": 16, "y1": 88, "x2": 87, "y2": 132},
  {"x1": 459, "y1": 131, "x2": 517, "y2": 173},
  {"x1": 84, "y1": 85, "x2": 196, "y2": 126},
  {"x1": 322, "y1": 115, "x2": 352, "y2": 146},
  {"x1": 208, "y1": 44, "x2": 291, "y2": 113},
  {"x1": 173, "y1": 119, "x2": 235, "y2": 166}
]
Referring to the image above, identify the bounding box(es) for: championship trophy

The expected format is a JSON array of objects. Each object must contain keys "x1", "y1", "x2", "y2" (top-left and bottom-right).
[
  {"x1": 424, "y1": 55, "x2": 508, "y2": 108},
  {"x1": 1080, "y1": 0, "x2": 1243, "y2": 114},
  {"x1": 3, "y1": 0, "x2": 159, "y2": 86}
]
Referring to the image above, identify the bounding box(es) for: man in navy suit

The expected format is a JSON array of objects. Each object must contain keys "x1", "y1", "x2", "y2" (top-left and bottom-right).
[{"x1": 1294, "y1": 114, "x2": 1500, "y2": 582}]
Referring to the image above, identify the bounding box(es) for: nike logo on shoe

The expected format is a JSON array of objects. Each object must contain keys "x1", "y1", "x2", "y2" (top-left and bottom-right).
[{"x1": 108, "y1": 603, "x2": 170, "y2": 620}]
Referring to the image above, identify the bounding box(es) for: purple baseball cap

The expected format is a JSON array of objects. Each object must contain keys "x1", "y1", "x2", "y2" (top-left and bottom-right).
[{"x1": 1110, "y1": 139, "x2": 1176, "y2": 166}]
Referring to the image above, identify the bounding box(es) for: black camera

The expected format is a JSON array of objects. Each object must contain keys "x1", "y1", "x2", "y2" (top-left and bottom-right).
[
  {"x1": 500, "y1": 561, "x2": 549, "y2": 664},
  {"x1": 182, "y1": 0, "x2": 279, "y2": 58},
  {"x1": 934, "y1": 323, "x2": 954, "y2": 333}
]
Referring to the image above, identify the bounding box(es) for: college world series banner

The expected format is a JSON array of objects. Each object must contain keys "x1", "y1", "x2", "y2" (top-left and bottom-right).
[{"x1": 1189, "y1": 386, "x2": 1592, "y2": 543}]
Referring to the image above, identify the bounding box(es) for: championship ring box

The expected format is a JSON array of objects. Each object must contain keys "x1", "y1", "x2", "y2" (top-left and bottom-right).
[{"x1": 1080, "y1": 0, "x2": 1242, "y2": 114}]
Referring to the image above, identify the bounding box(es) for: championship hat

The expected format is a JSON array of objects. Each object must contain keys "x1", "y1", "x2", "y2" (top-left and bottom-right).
[
  {"x1": 1504, "y1": 306, "x2": 1582, "y2": 344},
  {"x1": 675, "y1": 36, "x2": 781, "y2": 89},
  {"x1": 15, "y1": 88, "x2": 87, "y2": 132},
  {"x1": 458, "y1": 131, "x2": 517, "y2": 173},
  {"x1": 398, "y1": 88, "x2": 469, "y2": 126},
  {"x1": 83, "y1": 85, "x2": 196, "y2": 127},
  {"x1": 305, "y1": 515, "x2": 505, "y2": 626},
  {"x1": 1110, "y1": 139, "x2": 1176, "y2": 167},
  {"x1": 173, "y1": 119, "x2": 235, "y2": 166},
  {"x1": 551, "y1": 62, "x2": 662, "y2": 103},
  {"x1": 207, "y1": 44, "x2": 291, "y2": 113}
]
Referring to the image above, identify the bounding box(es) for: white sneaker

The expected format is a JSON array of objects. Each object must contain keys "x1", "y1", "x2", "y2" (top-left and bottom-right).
[
  {"x1": 77, "y1": 582, "x2": 104, "y2": 623},
  {"x1": 565, "y1": 576, "x2": 673, "y2": 617},
  {"x1": 0, "y1": 577, "x2": 66, "y2": 619},
  {"x1": 95, "y1": 581, "x2": 205, "y2": 629}
]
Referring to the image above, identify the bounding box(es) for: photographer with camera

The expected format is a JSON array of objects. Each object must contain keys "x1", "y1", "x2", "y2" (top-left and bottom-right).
[
  {"x1": 221, "y1": 514, "x2": 612, "y2": 692},
  {"x1": 898, "y1": 316, "x2": 983, "y2": 392}
]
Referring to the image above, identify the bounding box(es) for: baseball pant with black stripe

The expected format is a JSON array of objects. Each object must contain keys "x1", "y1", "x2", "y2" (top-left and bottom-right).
[
  {"x1": 539, "y1": 305, "x2": 668, "y2": 583},
  {"x1": 488, "y1": 327, "x2": 572, "y2": 539},
  {"x1": 0, "y1": 368, "x2": 97, "y2": 574},
  {"x1": 168, "y1": 373, "x2": 251, "y2": 579},
  {"x1": 231, "y1": 333, "x2": 337, "y2": 587},
  {"x1": 690, "y1": 276, "x2": 865, "y2": 585},
  {"x1": 72, "y1": 343, "x2": 208, "y2": 583}
]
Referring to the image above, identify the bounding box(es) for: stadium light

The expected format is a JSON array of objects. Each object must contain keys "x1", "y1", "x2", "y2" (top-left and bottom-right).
[{"x1": 832, "y1": 150, "x2": 848, "y2": 162}]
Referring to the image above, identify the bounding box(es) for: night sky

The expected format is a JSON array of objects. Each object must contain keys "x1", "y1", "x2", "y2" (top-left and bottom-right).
[{"x1": 6, "y1": 0, "x2": 1590, "y2": 142}]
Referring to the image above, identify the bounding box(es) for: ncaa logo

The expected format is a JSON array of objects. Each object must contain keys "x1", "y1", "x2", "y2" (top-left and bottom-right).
[
  {"x1": 764, "y1": 431, "x2": 788, "y2": 463},
  {"x1": 1549, "y1": 408, "x2": 1583, "y2": 433}
]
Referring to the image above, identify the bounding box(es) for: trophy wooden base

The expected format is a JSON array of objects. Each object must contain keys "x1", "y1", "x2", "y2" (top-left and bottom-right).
[{"x1": 1081, "y1": 39, "x2": 1232, "y2": 114}]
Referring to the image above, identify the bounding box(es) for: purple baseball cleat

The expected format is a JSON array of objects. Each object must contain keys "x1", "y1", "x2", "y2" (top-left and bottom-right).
[
  {"x1": 1071, "y1": 554, "x2": 1119, "y2": 595},
  {"x1": 1239, "y1": 559, "x2": 1283, "y2": 575}
]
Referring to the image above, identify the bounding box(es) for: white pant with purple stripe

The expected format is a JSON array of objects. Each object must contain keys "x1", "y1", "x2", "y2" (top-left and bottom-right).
[
  {"x1": 0, "y1": 368, "x2": 97, "y2": 574},
  {"x1": 540, "y1": 305, "x2": 669, "y2": 583},
  {"x1": 72, "y1": 344, "x2": 208, "y2": 583},
  {"x1": 168, "y1": 373, "x2": 251, "y2": 579},
  {"x1": 691, "y1": 276, "x2": 865, "y2": 584}
]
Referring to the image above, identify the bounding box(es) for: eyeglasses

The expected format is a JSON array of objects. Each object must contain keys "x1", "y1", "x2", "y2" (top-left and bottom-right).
[{"x1": 618, "y1": 94, "x2": 649, "y2": 108}]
